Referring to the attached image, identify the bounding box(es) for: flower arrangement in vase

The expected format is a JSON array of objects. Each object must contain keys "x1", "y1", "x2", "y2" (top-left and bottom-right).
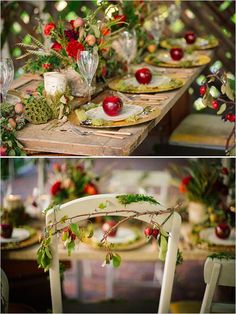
[
  {"x1": 174, "y1": 159, "x2": 233, "y2": 225},
  {"x1": 49, "y1": 160, "x2": 99, "y2": 206}
]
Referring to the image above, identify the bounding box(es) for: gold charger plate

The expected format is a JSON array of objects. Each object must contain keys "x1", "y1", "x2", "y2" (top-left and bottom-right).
[
  {"x1": 108, "y1": 74, "x2": 184, "y2": 93},
  {"x1": 83, "y1": 226, "x2": 147, "y2": 251},
  {"x1": 160, "y1": 37, "x2": 219, "y2": 50},
  {"x1": 69, "y1": 102, "x2": 161, "y2": 129},
  {"x1": 1, "y1": 227, "x2": 40, "y2": 251},
  {"x1": 145, "y1": 52, "x2": 211, "y2": 68}
]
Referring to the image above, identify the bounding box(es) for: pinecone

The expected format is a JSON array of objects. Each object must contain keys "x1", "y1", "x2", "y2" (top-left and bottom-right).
[{"x1": 23, "y1": 96, "x2": 52, "y2": 124}]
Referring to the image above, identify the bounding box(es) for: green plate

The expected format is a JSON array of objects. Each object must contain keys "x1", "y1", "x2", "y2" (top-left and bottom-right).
[
  {"x1": 108, "y1": 74, "x2": 184, "y2": 93},
  {"x1": 145, "y1": 51, "x2": 211, "y2": 68},
  {"x1": 160, "y1": 36, "x2": 219, "y2": 50}
]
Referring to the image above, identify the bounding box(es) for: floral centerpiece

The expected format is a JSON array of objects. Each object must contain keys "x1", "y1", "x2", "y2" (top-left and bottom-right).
[
  {"x1": 194, "y1": 61, "x2": 235, "y2": 155},
  {"x1": 49, "y1": 160, "x2": 99, "y2": 206},
  {"x1": 175, "y1": 159, "x2": 234, "y2": 225}
]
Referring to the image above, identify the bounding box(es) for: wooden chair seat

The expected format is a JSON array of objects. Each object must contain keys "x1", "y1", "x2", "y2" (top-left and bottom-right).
[
  {"x1": 170, "y1": 301, "x2": 201, "y2": 313},
  {"x1": 169, "y1": 114, "x2": 233, "y2": 150}
]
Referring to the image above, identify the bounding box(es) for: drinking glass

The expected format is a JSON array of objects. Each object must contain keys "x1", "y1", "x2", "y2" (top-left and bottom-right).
[
  {"x1": 167, "y1": 3, "x2": 181, "y2": 25},
  {"x1": 0, "y1": 58, "x2": 14, "y2": 103},
  {"x1": 148, "y1": 16, "x2": 165, "y2": 46},
  {"x1": 116, "y1": 30, "x2": 137, "y2": 76},
  {"x1": 76, "y1": 50, "x2": 99, "y2": 105}
]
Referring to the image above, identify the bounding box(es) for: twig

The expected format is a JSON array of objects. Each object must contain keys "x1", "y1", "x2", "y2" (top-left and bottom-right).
[{"x1": 225, "y1": 125, "x2": 235, "y2": 153}]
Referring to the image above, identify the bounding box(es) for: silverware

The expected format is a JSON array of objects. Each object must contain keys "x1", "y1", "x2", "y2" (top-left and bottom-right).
[{"x1": 70, "y1": 126, "x2": 127, "y2": 139}]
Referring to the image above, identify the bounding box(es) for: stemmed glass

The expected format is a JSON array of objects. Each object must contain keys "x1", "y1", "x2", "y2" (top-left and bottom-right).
[
  {"x1": 0, "y1": 58, "x2": 14, "y2": 103},
  {"x1": 148, "y1": 16, "x2": 165, "y2": 46},
  {"x1": 167, "y1": 3, "x2": 181, "y2": 25},
  {"x1": 76, "y1": 50, "x2": 99, "y2": 105},
  {"x1": 116, "y1": 30, "x2": 137, "y2": 76}
]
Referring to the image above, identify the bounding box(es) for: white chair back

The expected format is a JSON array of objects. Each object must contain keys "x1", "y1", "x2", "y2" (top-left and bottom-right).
[
  {"x1": 1, "y1": 268, "x2": 9, "y2": 313},
  {"x1": 200, "y1": 257, "x2": 235, "y2": 313},
  {"x1": 46, "y1": 194, "x2": 181, "y2": 313}
]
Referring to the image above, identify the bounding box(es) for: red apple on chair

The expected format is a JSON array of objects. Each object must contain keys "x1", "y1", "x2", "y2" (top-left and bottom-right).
[
  {"x1": 215, "y1": 222, "x2": 231, "y2": 239},
  {"x1": 170, "y1": 48, "x2": 184, "y2": 61},
  {"x1": 102, "y1": 220, "x2": 117, "y2": 237},
  {"x1": 135, "y1": 68, "x2": 152, "y2": 84},
  {"x1": 102, "y1": 96, "x2": 123, "y2": 116},
  {"x1": 184, "y1": 31, "x2": 196, "y2": 44},
  {"x1": 1, "y1": 223, "x2": 13, "y2": 238}
]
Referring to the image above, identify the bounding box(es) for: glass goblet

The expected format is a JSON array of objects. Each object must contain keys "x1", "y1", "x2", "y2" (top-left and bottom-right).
[
  {"x1": 0, "y1": 58, "x2": 14, "y2": 103},
  {"x1": 76, "y1": 50, "x2": 99, "y2": 105},
  {"x1": 116, "y1": 30, "x2": 137, "y2": 76},
  {"x1": 167, "y1": 3, "x2": 181, "y2": 25},
  {"x1": 149, "y1": 16, "x2": 165, "y2": 46}
]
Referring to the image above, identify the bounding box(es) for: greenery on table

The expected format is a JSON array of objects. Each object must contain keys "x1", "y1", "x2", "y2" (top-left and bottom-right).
[
  {"x1": 116, "y1": 194, "x2": 160, "y2": 206},
  {"x1": 0, "y1": 102, "x2": 26, "y2": 156},
  {"x1": 208, "y1": 252, "x2": 235, "y2": 260}
]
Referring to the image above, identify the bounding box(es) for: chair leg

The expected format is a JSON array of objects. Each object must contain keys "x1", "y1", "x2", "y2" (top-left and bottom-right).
[
  {"x1": 105, "y1": 264, "x2": 115, "y2": 299},
  {"x1": 74, "y1": 261, "x2": 84, "y2": 301},
  {"x1": 200, "y1": 263, "x2": 221, "y2": 313}
]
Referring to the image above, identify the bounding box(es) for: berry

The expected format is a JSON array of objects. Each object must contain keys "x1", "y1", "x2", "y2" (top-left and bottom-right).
[
  {"x1": 200, "y1": 85, "x2": 206, "y2": 96},
  {"x1": 102, "y1": 220, "x2": 117, "y2": 237},
  {"x1": 226, "y1": 114, "x2": 235, "y2": 122},
  {"x1": 152, "y1": 228, "x2": 159, "y2": 239},
  {"x1": 83, "y1": 182, "x2": 98, "y2": 195},
  {"x1": 212, "y1": 100, "x2": 219, "y2": 110},
  {"x1": 144, "y1": 227, "x2": 153, "y2": 237},
  {"x1": 43, "y1": 63, "x2": 51, "y2": 70},
  {"x1": 15, "y1": 102, "x2": 24, "y2": 114}
]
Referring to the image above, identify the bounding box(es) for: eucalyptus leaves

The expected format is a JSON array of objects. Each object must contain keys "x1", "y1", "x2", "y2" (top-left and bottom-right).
[{"x1": 37, "y1": 194, "x2": 182, "y2": 272}]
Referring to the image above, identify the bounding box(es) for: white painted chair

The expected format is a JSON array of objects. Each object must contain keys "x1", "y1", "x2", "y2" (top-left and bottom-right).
[
  {"x1": 46, "y1": 194, "x2": 181, "y2": 314},
  {"x1": 1, "y1": 268, "x2": 9, "y2": 313},
  {"x1": 200, "y1": 257, "x2": 235, "y2": 313}
]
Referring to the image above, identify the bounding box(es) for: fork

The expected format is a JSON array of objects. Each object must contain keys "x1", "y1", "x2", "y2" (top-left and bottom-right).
[{"x1": 70, "y1": 126, "x2": 125, "y2": 139}]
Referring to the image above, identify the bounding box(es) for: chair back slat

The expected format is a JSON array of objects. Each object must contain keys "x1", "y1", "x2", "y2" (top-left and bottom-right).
[{"x1": 204, "y1": 258, "x2": 235, "y2": 287}]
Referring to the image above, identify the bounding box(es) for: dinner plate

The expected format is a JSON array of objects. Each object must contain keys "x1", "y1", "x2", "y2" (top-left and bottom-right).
[
  {"x1": 145, "y1": 51, "x2": 211, "y2": 68},
  {"x1": 108, "y1": 74, "x2": 184, "y2": 93},
  {"x1": 160, "y1": 36, "x2": 219, "y2": 50},
  {"x1": 199, "y1": 228, "x2": 235, "y2": 246},
  {"x1": 86, "y1": 104, "x2": 144, "y2": 122},
  {"x1": 84, "y1": 226, "x2": 146, "y2": 251},
  {"x1": 0, "y1": 228, "x2": 30, "y2": 243}
]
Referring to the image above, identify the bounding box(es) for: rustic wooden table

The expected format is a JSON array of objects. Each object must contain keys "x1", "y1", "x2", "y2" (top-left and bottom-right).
[{"x1": 12, "y1": 55, "x2": 212, "y2": 156}]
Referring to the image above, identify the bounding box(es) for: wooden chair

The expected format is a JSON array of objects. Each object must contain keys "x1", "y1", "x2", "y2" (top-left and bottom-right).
[
  {"x1": 169, "y1": 114, "x2": 233, "y2": 150},
  {"x1": 46, "y1": 194, "x2": 181, "y2": 313},
  {"x1": 200, "y1": 257, "x2": 235, "y2": 313}
]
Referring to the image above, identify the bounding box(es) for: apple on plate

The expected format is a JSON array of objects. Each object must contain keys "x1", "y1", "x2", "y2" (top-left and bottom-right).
[
  {"x1": 170, "y1": 48, "x2": 184, "y2": 61},
  {"x1": 1, "y1": 223, "x2": 13, "y2": 238},
  {"x1": 135, "y1": 68, "x2": 152, "y2": 84},
  {"x1": 215, "y1": 222, "x2": 231, "y2": 239},
  {"x1": 102, "y1": 96, "x2": 123, "y2": 116},
  {"x1": 102, "y1": 220, "x2": 117, "y2": 237},
  {"x1": 184, "y1": 31, "x2": 196, "y2": 44}
]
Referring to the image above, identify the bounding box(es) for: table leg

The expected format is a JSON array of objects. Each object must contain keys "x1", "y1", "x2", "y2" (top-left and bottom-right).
[{"x1": 105, "y1": 264, "x2": 115, "y2": 299}]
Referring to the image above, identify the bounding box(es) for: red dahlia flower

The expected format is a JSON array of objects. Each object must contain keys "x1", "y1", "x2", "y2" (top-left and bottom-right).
[
  {"x1": 182, "y1": 176, "x2": 192, "y2": 185},
  {"x1": 44, "y1": 22, "x2": 56, "y2": 36},
  {"x1": 51, "y1": 180, "x2": 62, "y2": 196},
  {"x1": 66, "y1": 40, "x2": 84, "y2": 59},
  {"x1": 51, "y1": 42, "x2": 62, "y2": 52},
  {"x1": 64, "y1": 29, "x2": 79, "y2": 40}
]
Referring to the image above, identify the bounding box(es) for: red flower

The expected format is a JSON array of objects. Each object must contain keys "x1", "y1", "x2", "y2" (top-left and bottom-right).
[
  {"x1": 101, "y1": 66, "x2": 107, "y2": 77},
  {"x1": 114, "y1": 14, "x2": 126, "y2": 23},
  {"x1": 44, "y1": 22, "x2": 56, "y2": 36},
  {"x1": 0, "y1": 146, "x2": 7, "y2": 156},
  {"x1": 42, "y1": 63, "x2": 51, "y2": 70},
  {"x1": 51, "y1": 42, "x2": 62, "y2": 52},
  {"x1": 51, "y1": 180, "x2": 62, "y2": 196},
  {"x1": 221, "y1": 167, "x2": 229, "y2": 175},
  {"x1": 83, "y1": 183, "x2": 98, "y2": 195},
  {"x1": 66, "y1": 40, "x2": 84, "y2": 59},
  {"x1": 101, "y1": 26, "x2": 111, "y2": 36},
  {"x1": 64, "y1": 29, "x2": 79, "y2": 40},
  {"x1": 179, "y1": 182, "x2": 187, "y2": 193},
  {"x1": 182, "y1": 176, "x2": 192, "y2": 185},
  {"x1": 53, "y1": 163, "x2": 61, "y2": 172}
]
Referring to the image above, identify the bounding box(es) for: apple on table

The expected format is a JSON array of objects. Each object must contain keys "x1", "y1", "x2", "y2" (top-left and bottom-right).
[{"x1": 102, "y1": 96, "x2": 123, "y2": 116}]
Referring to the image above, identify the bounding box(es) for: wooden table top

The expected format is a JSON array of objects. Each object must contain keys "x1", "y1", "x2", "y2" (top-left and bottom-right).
[{"x1": 13, "y1": 55, "x2": 212, "y2": 156}]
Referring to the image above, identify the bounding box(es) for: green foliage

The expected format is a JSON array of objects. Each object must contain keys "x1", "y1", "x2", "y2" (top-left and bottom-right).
[
  {"x1": 23, "y1": 94, "x2": 52, "y2": 124},
  {"x1": 208, "y1": 252, "x2": 235, "y2": 260},
  {"x1": 37, "y1": 237, "x2": 53, "y2": 272},
  {"x1": 0, "y1": 102, "x2": 26, "y2": 156},
  {"x1": 116, "y1": 194, "x2": 160, "y2": 206}
]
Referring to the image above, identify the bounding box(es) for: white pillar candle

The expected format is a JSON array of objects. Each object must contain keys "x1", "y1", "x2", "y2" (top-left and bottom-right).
[{"x1": 44, "y1": 72, "x2": 67, "y2": 96}]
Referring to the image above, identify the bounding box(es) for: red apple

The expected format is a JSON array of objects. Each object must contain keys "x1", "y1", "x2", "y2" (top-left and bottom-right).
[
  {"x1": 102, "y1": 220, "x2": 117, "y2": 237},
  {"x1": 170, "y1": 48, "x2": 184, "y2": 61},
  {"x1": 1, "y1": 223, "x2": 13, "y2": 238},
  {"x1": 184, "y1": 31, "x2": 196, "y2": 44},
  {"x1": 215, "y1": 223, "x2": 231, "y2": 239},
  {"x1": 135, "y1": 68, "x2": 152, "y2": 84},
  {"x1": 102, "y1": 96, "x2": 123, "y2": 116}
]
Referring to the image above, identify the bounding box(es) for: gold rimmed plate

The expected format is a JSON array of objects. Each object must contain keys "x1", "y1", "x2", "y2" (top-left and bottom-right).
[
  {"x1": 145, "y1": 51, "x2": 211, "y2": 68},
  {"x1": 108, "y1": 74, "x2": 184, "y2": 93},
  {"x1": 160, "y1": 36, "x2": 219, "y2": 50},
  {"x1": 69, "y1": 101, "x2": 161, "y2": 129}
]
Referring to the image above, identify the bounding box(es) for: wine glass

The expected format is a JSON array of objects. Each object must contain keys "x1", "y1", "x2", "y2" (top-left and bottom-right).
[
  {"x1": 148, "y1": 16, "x2": 165, "y2": 46},
  {"x1": 115, "y1": 30, "x2": 137, "y2": 76},
  {"x1": 76, "y1": 50, "x2": 99, "y2": 105},
  {"x1": 0, "y1": 58, "x2": 14, "y2": 103},
  {"x1": 167, "y1": 3, "x2": 181, "y2": 25}
]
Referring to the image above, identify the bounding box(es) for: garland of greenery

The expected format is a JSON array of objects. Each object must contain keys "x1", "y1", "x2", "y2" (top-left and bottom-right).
[{"x1": 37, "y1": 194, "x2": 182, "y2": 272}]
